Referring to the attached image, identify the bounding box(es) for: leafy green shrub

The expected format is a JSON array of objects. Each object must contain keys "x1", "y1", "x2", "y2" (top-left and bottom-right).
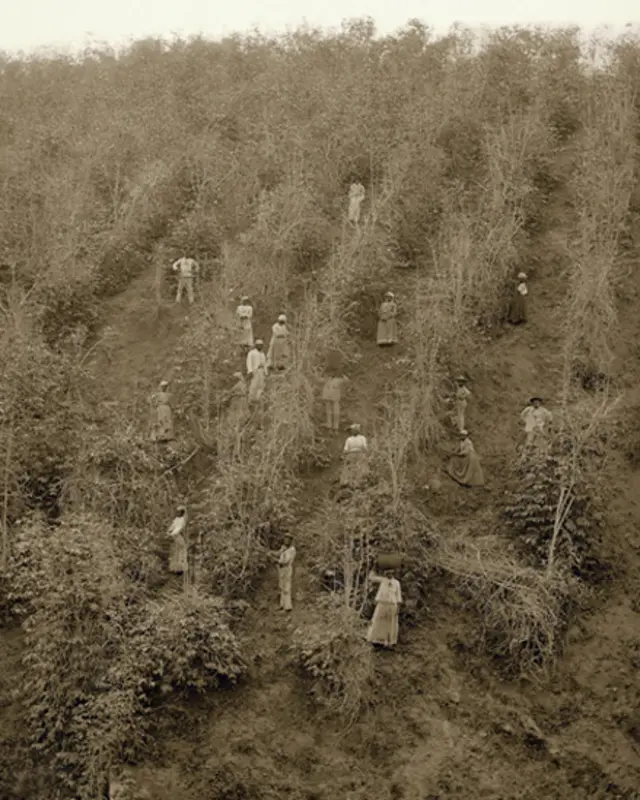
[
  {"x1": 3, "y1": 513, "x2": 246, "y2": 800},
  {"x1": 291, "y1": 597, "x2": 373, "y2": 721},
  {"x1": 502, "y1": 453, "x2": 604, "y2": 573},
  {"x1": 36, "y1": 281, "x2": 101, "y2": 348}
]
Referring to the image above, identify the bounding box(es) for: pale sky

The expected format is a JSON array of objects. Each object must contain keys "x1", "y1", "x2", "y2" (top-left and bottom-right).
[{"x1": 1, "y1": 0, "x2": 637, "y2": 54}]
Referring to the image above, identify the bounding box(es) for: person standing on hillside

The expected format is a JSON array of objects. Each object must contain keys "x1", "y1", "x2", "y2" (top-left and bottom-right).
[
  {"x1": 508, "y1": 272, "x2": 528, "y2": 325},
  {"x1": 275, "y1": 534, "x2": 296, "y2": 612},
  {"x1": 267, "y1": 314, "x2": 291, "y2": 371},
  {"x1": 348, "y1": 181, "x2": 365, "y2": 226},
  {"x1": 246, "y1": 339, "x2": 268, "y2": 406},
  {"x1": 167, "y1": 505, "x2": 188, "y2": 576},
  {"x1": 366, "y1": 569, "x2": 402, "y2": 648},
  {"x1": 377, "y1": 292, "x2": 398, "y2": 346},
  {"x1": 446, "y1": 430, "x2": 485, "y2": 487},
  {"x1": 150, "y1": 380, "x2": 174, "y2": 442},
  {"x1": 322, "y1": 375, "x2": 349, "y2": 431},
  {"x1": 172, "y1": 255, "x2": 199, "y2": 305},
  {"x1": 236, "y1": 295, "x2": 254, "y2": 349},
  {"x1": 452, "y1": 375, "x2": 472, "y2": 432},
  {"x1": 520, "y1": 396, "x2": 553, "y2": 452},
  {"x1": 340, "y1": 423, "x2": 369, "y2": 487}
]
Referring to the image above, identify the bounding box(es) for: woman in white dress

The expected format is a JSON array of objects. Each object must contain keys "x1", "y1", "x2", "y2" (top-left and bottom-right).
[
  {"x1": 367, "y1": 569, "x2": 402, "y2": 648},
  {"x1": 267, "y1": 314, "x2": 290, "y2": 371},
  {"x1": 340, "y1": 423, "x2": 369, "y2": 487},
  {"x1": 236, "y1": 296, "x2": 254, "y2": 348},
  {"x1": 167, "y1": 505, "x2": 188, "y2": 574}
]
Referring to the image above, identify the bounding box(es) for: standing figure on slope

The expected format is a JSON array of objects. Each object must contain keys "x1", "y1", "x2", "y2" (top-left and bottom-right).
[
  {"x1": 236, "y1": 295, "x2": 254, "y2": 350},
  {"x1": 508, "y1": 272, "x2": 528, "y2": 325},
  {"x1": 150, "y1": 380, "x2": 175, "y2": 443},
  {"x1": 246, "y1": 339, "x2": 268, "y2": 406},
  {"x1": 446, "y1": 430, "x2": 485, "y2": 488},
  {"x1": 520, "y1": 396, "x2": 553, "y2": 454},
  {"x1": 340, "y1": 423, "x2": 369, "y2": 487},
  {"x1": 348, "y1": 181, "x2": 365, "y2": 226},
  {"x1": 172, "y1": 254, "x2": 199, "y2": 305},
  {"x1": 322, "y1": 374, "x2": 349, "y2": 431},
  {"x1": 377, "y1": 292, "x2": 398, "y2": 347},
  {"x1": 267, "y1": 314, "x2": 291, "y2": 371},
  {"x1": 452, "y1": 375, "x2": 472, "y2": 433},
  {"x1": 275, "y1": 534, "x2": 296, "y2": 612},
  {"x1": 366, "y1": 569, "x2": 402, "y2": 648},
  {"x1": 167, "y1": 505, "x2": 188, "y2": 576}
]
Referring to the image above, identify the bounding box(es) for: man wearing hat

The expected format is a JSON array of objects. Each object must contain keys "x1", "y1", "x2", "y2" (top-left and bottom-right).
[
  {"x1": 276, "y1": 534, "x2": 296, "y2": 611},
  {"x1": 246, "y1": 339, "x2": 268, "y2": 405},
  {"x1": 520, "y1": 396, "x2": 553, "y2": 451},
  {"x1": 171, "y1": 254, "x2": 199, "y2": 305}
]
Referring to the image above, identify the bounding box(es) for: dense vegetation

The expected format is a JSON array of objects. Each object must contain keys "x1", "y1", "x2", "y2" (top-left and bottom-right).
[{"x1": 1, "y1": 20, "x2": 639, "y2": 800}]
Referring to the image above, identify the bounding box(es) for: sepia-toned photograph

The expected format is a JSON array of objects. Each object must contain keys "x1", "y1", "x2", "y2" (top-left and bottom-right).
[{"x1": 0, "y1": 2, "x2": 638, "y2": 798}]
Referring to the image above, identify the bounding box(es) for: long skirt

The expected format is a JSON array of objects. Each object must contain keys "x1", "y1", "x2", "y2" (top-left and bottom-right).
[
  {"x1": 269, "y1": 337, "x2": 290, "y2": 370},
  {"x1": 340, "y1": 452, "x2": 368, "y2": 487},
  {"x1": 348, "y1": 198, "x2": 362, "y2": 224},
  {"x1": 169, "y1": 534, "x2": 188, "y2": 573},
  {"x1": 367, "y1": 601, "x2": 399, "y2": 647},
  {"x1": 239, "y1": 320, "x2": 254, "y2": 347},
  {"x1": 278, "y1": 565, "x2": 293, "y2": 610},
  {"x1": 377, "y1": 318, "x2": 398, "y2": 345},
  {"x1": 152, "y1": 404, "x2": 174, "y2": 442},
  {"x1": 508, "y1": 294, "x2": 527, "y2": 325},
  {"x1": 248, "y1": 369, "x2": 266, "y2": 403},
  {"x1": 446, "y1": 452, "x2": 485, "y2": 487}
]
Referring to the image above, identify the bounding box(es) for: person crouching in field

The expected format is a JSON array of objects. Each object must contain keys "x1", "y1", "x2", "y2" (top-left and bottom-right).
[
  {"x1": 246, "y1": 340, "x2": 268, "y2": 406},
  {"x1": 446, "y1": 430, "x2": 485, "y2": 488},
  {"x1": 377, "y1": 292, "x2": 398, "y2": 346},
  {"x1": 366, "y1": 569, "x2": 402, "y2": 648}
]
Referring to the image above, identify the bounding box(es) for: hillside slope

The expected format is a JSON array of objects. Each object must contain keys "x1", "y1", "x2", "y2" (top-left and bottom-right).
[{"x1": 83, "y1": 160, "x2": 640, "y2": 800}]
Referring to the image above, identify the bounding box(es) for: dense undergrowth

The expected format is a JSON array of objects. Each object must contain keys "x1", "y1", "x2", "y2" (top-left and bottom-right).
[{"x1": 1, "y1": 20, "x2": 639, "y2": 799}]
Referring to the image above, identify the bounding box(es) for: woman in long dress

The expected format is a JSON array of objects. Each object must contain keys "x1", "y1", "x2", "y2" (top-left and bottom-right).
[
  {"x1": 366, "y1": 569, "x2": 402, "y2": 648},
  {"x1": 275, "y1": 534, "x2": 296, "y2": 612},
  {"x1": 348, "y1": 181, "x2": 365, "y2": 225},
  {"x1": 267, "y1": 314, "x2": 290, "y2": 371},
  {"x1": 236, "y1": 296, "x2": 254, "y2": 349},
  {"x1": 377, "y1": 292, "x2": 398, "y2": 346},
  {"x1": 167, "y1": 505, "x2": 188, "y2": 574},
  {"x1": 150, "y1": 380, "x2": 174, "y2": 442},
  {"x1": 453, "y1": 376, "x2": 471, "y2": 432},
  {"x1": 340, "y1": 424, "x2": 369, "y2": 487},
  {"x1": 508, "y1": 272, "x2": 528, "y2": 325},
  {"x1": 446, "y1": 430, "x2": 485, "y2": 487}
]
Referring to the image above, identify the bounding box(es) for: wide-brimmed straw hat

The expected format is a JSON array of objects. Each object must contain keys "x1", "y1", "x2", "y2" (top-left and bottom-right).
[
  {"x1": 349, "y1": 423, "x2": 361, "y2": 432},
  {"x1": 255, "y1": 339, "x2": 264, "y2": 345},
  {"x1": 459, "y1": 429, "x2": 469, "y2": 437},
  {"x1": 159, "y1": 380, "x2": 169, "y2": 388},
  {"x1": 517, "y1": 272, "x2": 527, "y2": 280},
  {"x1": 455, "y1": 375, "x2": 467, "y2": 382},
  {"x1": 241, "y1": 295, "x2": 250, "y2": 302},
  {"x1": 385, "y1": 291, "x2": 395, "y2": 298},
  {"x1": 529, "y1": 396, "x2": 543, "y2": 404},
  {"x1": 277, "y1": 314, "x2": 287, "y2": 322}
]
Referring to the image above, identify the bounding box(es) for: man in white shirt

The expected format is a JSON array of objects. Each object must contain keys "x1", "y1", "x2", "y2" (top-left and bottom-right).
[
  {"x1": 520, "y1": 396, "x2": 553, "y2": 451},
  {"x1": 246, "y1": 339, "x2": 268, "y2": 405},
  {"x1": 172, "y1": 255, "x2": 199, "y2": 304}
]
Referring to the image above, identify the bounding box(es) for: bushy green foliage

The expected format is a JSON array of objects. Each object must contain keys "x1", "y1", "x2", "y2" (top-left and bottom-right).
[
  {"x1": 291, "y1": 597, "x2": 373, "y2": 721},
  {"x1": 2, "y1": 513, "x2": 246, "y2": 799}
]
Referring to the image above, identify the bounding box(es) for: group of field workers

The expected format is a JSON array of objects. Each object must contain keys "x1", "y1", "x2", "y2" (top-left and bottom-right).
[{"x1": 152, "y1": 187, "x2": 553, "y2": 649}]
